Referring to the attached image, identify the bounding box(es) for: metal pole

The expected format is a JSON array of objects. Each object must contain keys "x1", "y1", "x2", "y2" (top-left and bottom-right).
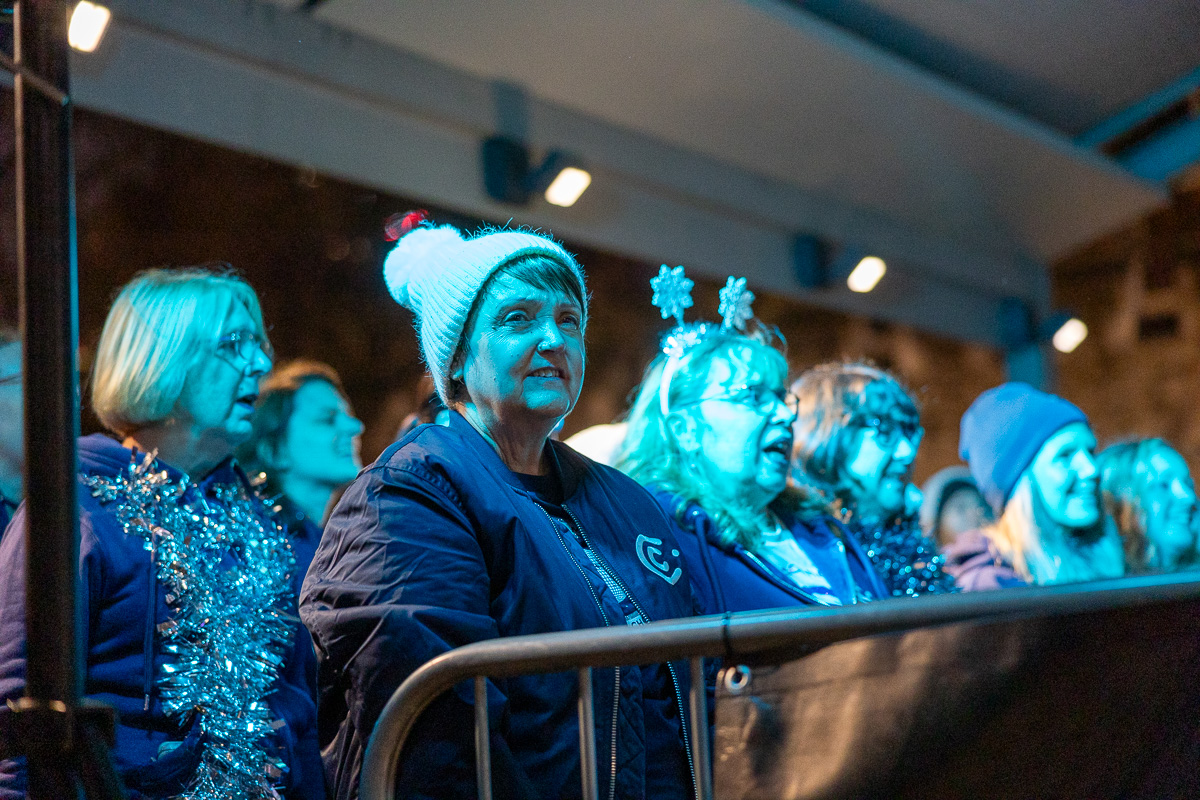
[
  {"x1": 687, "y1": 657, "x2": 712, "y2": 800},
  {"x1": 577, "y1": 668, "x2": 598, "y2": 800},
  {"x1": 13, "y1": 1, "x2": 82, "y2": 798},
  {"x1": 473, "y1": 676, "x2": 492, "y2": 800}
]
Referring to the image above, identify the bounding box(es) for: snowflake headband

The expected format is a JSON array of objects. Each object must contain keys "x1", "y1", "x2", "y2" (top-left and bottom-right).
[{"x1": 651, "y1": 264, "x2": 757, "y2": 414}]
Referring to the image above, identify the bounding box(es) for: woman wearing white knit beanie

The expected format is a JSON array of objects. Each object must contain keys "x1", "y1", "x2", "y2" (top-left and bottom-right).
[{"x1": 302, "y1": 213, "x2": 701, "y2": 800}]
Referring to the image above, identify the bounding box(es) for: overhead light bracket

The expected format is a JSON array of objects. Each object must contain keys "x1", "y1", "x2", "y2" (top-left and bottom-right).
[{"x1": 482, "y1": 136, "x2": 589, "y2": 206}]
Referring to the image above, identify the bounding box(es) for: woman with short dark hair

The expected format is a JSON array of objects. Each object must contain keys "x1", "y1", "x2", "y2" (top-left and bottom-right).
[
  {"x1": 790, "y1": 362, "x2": 957, "y2": 597},
  {"x1": 237, "y1": 359, "x2": 363, "y2": 528}
]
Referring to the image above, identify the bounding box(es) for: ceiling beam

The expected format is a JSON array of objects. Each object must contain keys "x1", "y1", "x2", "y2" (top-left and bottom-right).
[{"x1": 50, "y1": 0, "x2": 1099, "y2": 344}]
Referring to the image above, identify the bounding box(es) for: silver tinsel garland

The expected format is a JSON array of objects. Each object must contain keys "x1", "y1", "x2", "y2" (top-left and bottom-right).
[
  {"x1": 844, "y1": 512, "x2": 958, "y2": 598},
  {"x1": 85, "y1": 451, "x2": 295, "y2": 800}
]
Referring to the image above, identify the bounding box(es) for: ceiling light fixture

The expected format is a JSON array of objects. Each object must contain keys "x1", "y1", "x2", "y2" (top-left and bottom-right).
[
  {"x1": 68, "y1": 1, "x2": 111, "y2": 53},
  {"x1": 847, "y1": 256, "x2": 887, "y2": 293},
  {"x1": 1051, "y1": 317, "x2": 1088, "y2": 353},
  {"x1": 482, "y1": 137, "x2": 591, "y2": 207},
  {"x1": 544, "y1": 167, "x2": 592, "y2": 207}
]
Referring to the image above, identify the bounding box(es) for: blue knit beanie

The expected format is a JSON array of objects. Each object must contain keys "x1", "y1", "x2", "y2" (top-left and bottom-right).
[{"x1": 959, "y1": 382, "x2": 1087, "y2": 515}]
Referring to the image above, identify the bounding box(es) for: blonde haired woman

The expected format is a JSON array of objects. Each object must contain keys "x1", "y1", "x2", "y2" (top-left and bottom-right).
[
  {"x1": 0, "y1": 267, "x2": 323, "y2": 799},
  {"x1": 949, "y1": 382, "x2": 1124, "y2": 590},
  {"x1": 1099, "y1": 438, "x2": 1199, "y2": 574}
]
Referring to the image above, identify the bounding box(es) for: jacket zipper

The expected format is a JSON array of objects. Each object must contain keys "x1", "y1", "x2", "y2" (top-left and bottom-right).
[
  {"x1": 740, "y1": 549, "x2": 826, "y2": 606},
  {"x1": 834, "y1": 525, "x2": 880, "y2": 601},
  {"x1": 831, "y1": 519, "x2": 883, "y2": 600},
  {"x1": 536, "y1": 505, "x2": 622, "y2": 800},
  {"x1": 834, "y1": 539, "x2": 860, "y2": 605},
  {"x1": 563, "y1": 505, "x2": 701, "y2": 800}
]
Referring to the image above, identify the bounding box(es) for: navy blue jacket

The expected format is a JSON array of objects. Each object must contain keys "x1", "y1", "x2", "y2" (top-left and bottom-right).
[
  {"x1": 273, "y1": 496, "x2": 324, "y2": 733},
  {"x1": 300, "y1": 412, "x2": 698, "y2": 800},
  {"x1": 652, "y1": 489, "x2": 888, "y2": 614},
  {"x1": 0, "y1": 434, "x2": 324, "y2": 799}
]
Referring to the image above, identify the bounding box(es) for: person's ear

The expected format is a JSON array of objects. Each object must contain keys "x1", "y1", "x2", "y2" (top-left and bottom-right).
[
  {"x1": 257, "y1": 439, "x2": 290, "y2": 472},
  {"x1": 666, "y1": 412, "x2": 701, "y2": 453}
]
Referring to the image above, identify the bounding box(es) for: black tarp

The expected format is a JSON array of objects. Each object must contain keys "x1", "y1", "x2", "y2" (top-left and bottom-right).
[{"x1": 715, "y1": 595, "x2": 1200, "y2": 799}]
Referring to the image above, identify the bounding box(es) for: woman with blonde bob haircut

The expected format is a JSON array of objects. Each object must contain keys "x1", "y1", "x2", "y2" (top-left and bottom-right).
[
  {"x1": 0, "y1": 266, "x2": 324, "y2": 799},
  {"x1": 92, "y1": 266, "x2": 269, "y2": 441}
]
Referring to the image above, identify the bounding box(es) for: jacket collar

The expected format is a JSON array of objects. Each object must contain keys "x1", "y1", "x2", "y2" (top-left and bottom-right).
[
  {"x1": 78, "y1": 432, "x2": 249, "y2": 492},
  {"x1": 447, "y1": 411, "x2": 581, "y2": 499},
  {"x1": 658, "y1": 488, "x2": 843, "y2": 605}
]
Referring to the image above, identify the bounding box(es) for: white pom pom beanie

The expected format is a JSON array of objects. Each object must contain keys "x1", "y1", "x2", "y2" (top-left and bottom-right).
[{"x1": 383, "y1": 222, "x2": 585, "y2": 403}]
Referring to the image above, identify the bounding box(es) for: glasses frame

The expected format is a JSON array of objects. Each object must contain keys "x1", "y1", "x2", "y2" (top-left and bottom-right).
[
  {"x1": 686, "y1": 382, "x2": 800, "y2": 421},
  {"x1": 855, "y1": 414, "x2": 925, "y2": 451},
  {"x1": 214, "y1": 329, "x2": 273, "y2": 368}
]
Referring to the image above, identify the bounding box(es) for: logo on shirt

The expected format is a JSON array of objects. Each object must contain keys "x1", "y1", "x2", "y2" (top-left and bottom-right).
[{"x1": 636, "y1": 535, "x2": 682, "y2": 586}]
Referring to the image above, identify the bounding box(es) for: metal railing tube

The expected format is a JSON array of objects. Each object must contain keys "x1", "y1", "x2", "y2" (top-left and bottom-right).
[
  {"x1": 360, "y1": 617, "x2": 728, "y2": 799},
  {"x1": 577, "y1": 668, "x2": 598, "y2": 800},
  {"x1": 359, "y1": 572, "x2": 1200, "y2": 800},
  {"x1": 688, "y1": 657, "x2": 712, "y2": 800},
  {"x1": 718, "y1": 572, "x2": 1200, "y2": 658},
  {"x1": 473, "y1": 677, "x2": 492, "y2": 800}
]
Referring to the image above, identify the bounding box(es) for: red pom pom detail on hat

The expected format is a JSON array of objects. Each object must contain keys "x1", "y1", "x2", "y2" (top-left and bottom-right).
[{"x1": 384, "y1": 210, "x2": 430, "y2": 242}]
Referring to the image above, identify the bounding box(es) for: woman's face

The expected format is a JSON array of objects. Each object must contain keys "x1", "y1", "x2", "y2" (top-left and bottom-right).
[
  {"x1": 839, "y1": 414, "x2": 923, "y2": 520},
  {"x1": 938, "y1": 484, "x2": 992, "y2": 544},
  {"x1": 279, "y1": 380, "x2": 364, "y2": 490},
  {"x1": 174, "y1": 302, "x2": 272, "y2": 452},
  {"x1": 685, "y1": 353, "x2": 796, "y2": 511},
  {"x1": 1140, "y1": 445, "x2": 1198, "y2": 569},
  {"x1": 1030, "y1": 422, "x2": 1100, "y2": 529},
  {"x1": 457, "y1": 271, "x2": 585, "y2": 432}
]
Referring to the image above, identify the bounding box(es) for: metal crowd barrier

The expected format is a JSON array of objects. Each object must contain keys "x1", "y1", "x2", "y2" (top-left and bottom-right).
[{"x1": 359, "y1": 571, "x2": 1200, "y2": 800}]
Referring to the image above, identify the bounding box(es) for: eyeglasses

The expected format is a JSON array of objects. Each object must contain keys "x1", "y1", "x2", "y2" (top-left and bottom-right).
[
  {"x1": 691, "y1": 383, "x2": 799, "y2": 420},
  {"x1": 857, "y1": 415, "x2": 924, "y2": 449},
  {"x1": 215, "y1": 329, "x2": 273, "y2": 366}
]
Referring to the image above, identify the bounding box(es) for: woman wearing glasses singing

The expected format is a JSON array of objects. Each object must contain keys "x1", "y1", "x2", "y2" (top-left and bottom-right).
[
  {"x1": 790, "y1": 362, "x2": 958, "y2": 597},
  {"x1": 0, "y1": 267, "x2": 323, "y2": 799},
  {"x1": 616, "y1": 270, "x2": 887, "y2": 613}
]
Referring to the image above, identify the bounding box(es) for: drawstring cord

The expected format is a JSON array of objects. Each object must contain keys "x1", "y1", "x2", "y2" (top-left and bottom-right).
[{"x1": 143, "y1": 526, "x2": 157, "y2": 712}]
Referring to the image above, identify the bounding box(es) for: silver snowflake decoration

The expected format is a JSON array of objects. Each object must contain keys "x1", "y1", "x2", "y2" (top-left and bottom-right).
[
  {"x1": 651, "y1": 265, "x2": 694, "y2": 324},
  {"x1": 662, "y1": 321, "x2": 714, "y2": 360},
  {"x1": 718, "y1": 276, "x2": 755, "y2": 331}
]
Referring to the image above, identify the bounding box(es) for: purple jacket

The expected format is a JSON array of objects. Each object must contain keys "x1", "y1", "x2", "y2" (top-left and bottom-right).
[
  {"x1": 0, "y1": 496, "x2": 13, "y2": 543},
  {"x1": 942, "y1": 529, "x2": 1028, "y2": 591},
  {"x1": 272, "y1": 495, "x2": 323, "y2": 739},
  {"x1": 0, "y1": 434, "x2": 324, "y2": 799}
]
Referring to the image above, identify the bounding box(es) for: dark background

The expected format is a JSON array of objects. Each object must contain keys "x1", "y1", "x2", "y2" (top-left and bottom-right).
[{"x1": 17, "y1": 93, "x2": 1199, "y2": 480}]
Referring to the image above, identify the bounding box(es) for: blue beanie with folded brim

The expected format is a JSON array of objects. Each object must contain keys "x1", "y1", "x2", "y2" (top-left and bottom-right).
[{"x1": 959, "y1": 382, "x2": 1088, "y2": 515}]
